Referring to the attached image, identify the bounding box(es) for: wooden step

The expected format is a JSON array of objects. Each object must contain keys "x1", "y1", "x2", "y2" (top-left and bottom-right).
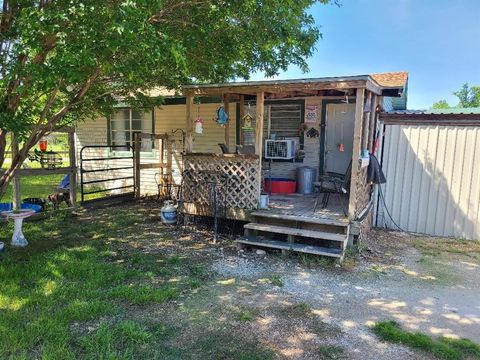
[
  {"x1": 236, "y1": 238, "x2": 343, "y2": 258},
  {"x1": 244, "y1": 223, "x2": 347, "y2": 242},
  {"x1": 250, "y1": 211, "x2": 349, "y2": 227}
]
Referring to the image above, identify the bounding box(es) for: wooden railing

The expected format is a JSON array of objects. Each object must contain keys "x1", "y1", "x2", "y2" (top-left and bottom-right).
[{"x1": 181, "y1": 153, "x2": 261, "y2": 218}]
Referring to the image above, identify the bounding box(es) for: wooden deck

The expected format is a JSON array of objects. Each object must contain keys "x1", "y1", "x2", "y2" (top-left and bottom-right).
[{"x1": 256, "y1": 193, "x2": 348, "y2": 224}]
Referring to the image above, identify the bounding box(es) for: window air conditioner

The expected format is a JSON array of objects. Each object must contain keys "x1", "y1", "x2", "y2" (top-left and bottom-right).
[{"x1": 265, "y1": 139, "x2": 296, "y2": 160}]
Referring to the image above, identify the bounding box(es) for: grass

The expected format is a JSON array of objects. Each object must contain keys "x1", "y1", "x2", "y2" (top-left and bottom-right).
[
  {"x1": 372, "y1": 321, "x2": 480, "y2": 360},
  {"x1": 412, "y1": 238, "x2": 480, "y2": 260},
  {"x1": 281, "y1": 302, "x2": 312, "y2": 317},
  {"x1": 1, "y1": 174, "x2": 66, "y2": 202},
  {"x1": 0, "y1": 204, "x2": 279, "y2": 359},
  {"x1": 0, "y1": 208, "x2": 199, "y2": 358},
  {"x1": 316, "y1": 345, "x2": 346, "y2": 360},
  {"x1": 269, "y1": 274, "x2": 284, "y2": 287}
]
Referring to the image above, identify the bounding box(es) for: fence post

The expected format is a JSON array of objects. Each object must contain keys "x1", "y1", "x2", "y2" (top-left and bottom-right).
[
  {"x1": 68, "y1": 131, "x2": 78, "y2": 210},
  {"x1": 134, "y1": 133, "x2": 141, "y2": 198}
]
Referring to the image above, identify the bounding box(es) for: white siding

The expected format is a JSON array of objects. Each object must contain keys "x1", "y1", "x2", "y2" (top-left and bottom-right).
[
  {"x1": 76, "y1": 102, "x2": 235, "y2": 197},
  {"x1": 377, "y1": 124, "x2": 480, "y2": 240}
]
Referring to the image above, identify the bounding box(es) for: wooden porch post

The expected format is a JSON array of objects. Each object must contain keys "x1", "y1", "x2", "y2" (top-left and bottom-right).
[
  {"x1": 362, "y1": 91, "x2": 372, "y2": 151},
  {"x1": 368, "y1": 95, "x2": 380, "y2": 152},
  {"x1": 348, "y1": 88, "x2": 365, "y2": 220},
  {"x1": 185, "y1": 92, "x2": 194, "y2": 153},
  {"x1": 239, "y1": 95, "x2": 245, "y2": 145},
  {"x1": 255, "y1": 91, "x2": 265, "y2": 203},
  {"x1": 255, "y1": 91, "x2": 265, "y2": 157},
  {"x1": 223, "y1": 94, "x2": 230, "y2": 150}
]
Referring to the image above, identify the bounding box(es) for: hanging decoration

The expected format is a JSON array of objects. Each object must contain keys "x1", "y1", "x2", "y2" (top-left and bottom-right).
[
  {"x1": 305, "y1": 105, "x2": 319, "y2": 123},
  {"x1": 242, "y1": 113, "x2": 254, "y2": 130},
  {"x1": 194, "y1": 118, "x2": 204, "y2": 134},
  {"x1": 194, "y1": 97, "x2": 204, "y2": 134},
  {"x1": 242, "y1": 102, "x2": 254, "y2": 131},
  {"x1": 306, "y1": 127, "x2": 319, "y2": 138},
  {"x1": 215, "y1": 106, "x2": 229, "y2": 127}
]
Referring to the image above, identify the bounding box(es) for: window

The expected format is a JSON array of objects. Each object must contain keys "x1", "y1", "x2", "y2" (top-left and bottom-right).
[
  {"x1": 109, "y1": 109, "x2": 154, "y2": 152},
  {"x1": 264, "y1": 103, "x2": 303, "y2": 138},
  {"x1": 242, "y1": 102, "x2": 303, "y2": 146}
]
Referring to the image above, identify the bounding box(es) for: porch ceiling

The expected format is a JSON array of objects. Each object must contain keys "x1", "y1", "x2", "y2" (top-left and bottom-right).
[{"x1": 182, "y1": 75, "x2": 385, "y2": 98}]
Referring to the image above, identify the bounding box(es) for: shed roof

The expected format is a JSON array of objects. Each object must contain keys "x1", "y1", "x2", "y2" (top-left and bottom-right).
[
  {"x1": 380, "y1": 107, "x2": 480, "y2": 126},
  {"x1": 385, "y1": 108, "x2": 480, "y2": 115}
]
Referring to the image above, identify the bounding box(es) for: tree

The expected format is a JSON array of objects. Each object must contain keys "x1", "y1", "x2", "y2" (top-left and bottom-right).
[
  {"x1": 431, "y1": 83, "x2": 480, "y2": 109},
  {"x1": 432, "y1": 100, "x2": 450, "y2": 109},
  {"x1": 0, "y1": 0, "x2": 332, "y2": 198},
  {"x1": 453, "y1": 83, "x2": 480, "y2": 108}
]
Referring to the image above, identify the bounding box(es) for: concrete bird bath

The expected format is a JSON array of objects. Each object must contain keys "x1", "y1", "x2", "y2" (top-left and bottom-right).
[{"x1": 1, "y1": 209, "x2": 36, "y2": 247}]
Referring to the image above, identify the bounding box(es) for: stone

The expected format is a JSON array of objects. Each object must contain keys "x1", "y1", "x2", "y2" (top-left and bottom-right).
[{"x1": 256, "y1": 249, "x2": 267, "y2": 256}]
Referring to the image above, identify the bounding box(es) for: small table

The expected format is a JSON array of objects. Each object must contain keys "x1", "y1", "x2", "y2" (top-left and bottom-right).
[{"x1": 1, "y1": 209, "x2": 36, "y2": 247}]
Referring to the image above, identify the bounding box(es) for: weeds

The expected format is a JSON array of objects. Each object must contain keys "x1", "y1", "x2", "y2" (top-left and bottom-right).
[
  {"x1": 372, "y1": 321, "x2": 480, "y2": 360},
  {"x1": 317, "y1": 345, "x2": 346, "y2": 360},
  {"x1": 269, "y1": 274, "x2": 284, "y2": 287}
]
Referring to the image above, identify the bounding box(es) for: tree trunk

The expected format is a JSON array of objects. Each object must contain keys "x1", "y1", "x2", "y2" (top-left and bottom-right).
[{"x1": 0, "y1": 129, "x2": 6, "y2": 169}]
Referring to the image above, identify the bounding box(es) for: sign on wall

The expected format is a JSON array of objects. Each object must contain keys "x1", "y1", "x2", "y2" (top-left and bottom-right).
[{"x1": 305, "y1": 105, "x2": 319, "y2": 123}]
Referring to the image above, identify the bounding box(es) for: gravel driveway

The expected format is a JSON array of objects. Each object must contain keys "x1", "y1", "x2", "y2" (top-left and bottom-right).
[{"x1": 210, "y1": 230, "x2": 480, "y2": 359}]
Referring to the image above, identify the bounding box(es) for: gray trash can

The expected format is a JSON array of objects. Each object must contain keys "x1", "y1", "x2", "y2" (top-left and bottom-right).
[{"x1": 296, "y1": 166, "x2": 317, "y2": 194}]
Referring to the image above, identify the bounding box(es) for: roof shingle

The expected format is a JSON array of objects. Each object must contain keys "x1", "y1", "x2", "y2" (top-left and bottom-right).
[{"x1": 370, "y1": 72, "x2": 408, "y2": 88}]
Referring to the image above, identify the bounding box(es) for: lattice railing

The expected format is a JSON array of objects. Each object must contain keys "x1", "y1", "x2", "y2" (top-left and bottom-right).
[{"x1": 181, "y1": 153, "x2": 261, "y2": 215}]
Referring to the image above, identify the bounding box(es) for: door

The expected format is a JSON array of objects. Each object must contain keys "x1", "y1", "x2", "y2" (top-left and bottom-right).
[{"x1": 324, "y1": 103, "x2": 356, "y2": 175}]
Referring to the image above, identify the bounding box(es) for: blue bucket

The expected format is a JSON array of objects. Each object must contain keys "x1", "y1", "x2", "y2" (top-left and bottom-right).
[{"x1": 0, "y1": 203, "x2": 42, "y2": 213}]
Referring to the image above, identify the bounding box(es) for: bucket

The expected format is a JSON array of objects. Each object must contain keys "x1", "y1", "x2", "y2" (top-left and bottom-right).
[
  {"x1": 160, "y1": 200, "x2": 177, "y2": 224},
  {"x1": 259, "y1": 194, "x2": 269, "y2": 209},
  {"x1": 296, "y1": 166, "x2": 317, "y2": 194}
]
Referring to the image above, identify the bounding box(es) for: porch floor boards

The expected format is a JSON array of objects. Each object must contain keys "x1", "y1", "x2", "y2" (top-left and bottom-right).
[{"x1": 258, "y1": 193, "x2": 348, "y2": 223}]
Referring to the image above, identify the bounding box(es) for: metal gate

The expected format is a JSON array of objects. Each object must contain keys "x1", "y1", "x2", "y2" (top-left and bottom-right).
[{"x1": 80, "y1": 145, "x2": 135, "y2": 203}]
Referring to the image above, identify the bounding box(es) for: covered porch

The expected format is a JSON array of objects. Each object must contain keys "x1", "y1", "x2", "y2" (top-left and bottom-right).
[
  {"x1": 179, "y1": 74, "x2": 406, "y2": 258},
  {"x1": 180, "y1": 74, "x2": 396, "y2": 224}
]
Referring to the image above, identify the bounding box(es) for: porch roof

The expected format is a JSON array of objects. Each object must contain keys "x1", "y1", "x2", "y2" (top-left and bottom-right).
[{"x1": 182, "y1": 72, "x2": 407, "y2": 98}]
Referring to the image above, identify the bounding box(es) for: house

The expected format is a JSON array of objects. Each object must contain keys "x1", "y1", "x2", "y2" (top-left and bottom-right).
[{"x1": 75, "y1": 71, "x2": 408, "y2": 259}]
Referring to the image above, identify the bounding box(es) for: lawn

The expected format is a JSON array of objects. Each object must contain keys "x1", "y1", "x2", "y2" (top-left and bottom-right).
[
  {"x1": 0, "y1": 204, "x2": 277, "y2": 359},
  {"x1": 1, "y1": 174, "x2": 66, "y2": 202}
]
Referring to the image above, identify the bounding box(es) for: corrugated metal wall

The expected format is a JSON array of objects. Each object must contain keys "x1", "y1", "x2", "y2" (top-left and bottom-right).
[{"x1": 376, "y1": 124, "x2": 480, "y2": 240}]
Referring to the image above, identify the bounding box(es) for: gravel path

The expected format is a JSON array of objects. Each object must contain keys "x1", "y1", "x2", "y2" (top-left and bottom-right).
[{"x1": 210, "y1": 233, "x2": 480, "y2": 359}]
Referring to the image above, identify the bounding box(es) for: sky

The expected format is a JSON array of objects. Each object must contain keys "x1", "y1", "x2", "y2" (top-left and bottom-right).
[{"x1": 250, "y1": 0, "x2": 480, "y2": 110}]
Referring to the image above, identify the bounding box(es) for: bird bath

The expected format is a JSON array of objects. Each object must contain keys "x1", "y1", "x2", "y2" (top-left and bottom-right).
[{"x1": 1, "y1": 209, "x2": 36, "y2": 247}]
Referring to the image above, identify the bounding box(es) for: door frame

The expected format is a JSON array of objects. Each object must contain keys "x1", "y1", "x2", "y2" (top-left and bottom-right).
[{"x1": 319, "y1": 99, "x2": 357, "y2": 176}]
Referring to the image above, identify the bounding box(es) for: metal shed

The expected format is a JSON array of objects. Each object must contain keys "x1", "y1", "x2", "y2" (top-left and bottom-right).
[{"x1": 376, "y1": 109, "x2": 480, "y2": 240}]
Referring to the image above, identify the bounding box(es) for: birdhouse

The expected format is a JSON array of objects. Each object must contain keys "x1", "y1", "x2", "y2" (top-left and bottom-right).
[{"x1": 242, "y1": 113, "x2": 254, "y2": 130}]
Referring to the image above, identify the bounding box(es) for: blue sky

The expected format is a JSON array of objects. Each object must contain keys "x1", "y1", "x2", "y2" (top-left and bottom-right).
[{"x1": 251, "y1": 0, "x2": 480, "y2": 109}]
